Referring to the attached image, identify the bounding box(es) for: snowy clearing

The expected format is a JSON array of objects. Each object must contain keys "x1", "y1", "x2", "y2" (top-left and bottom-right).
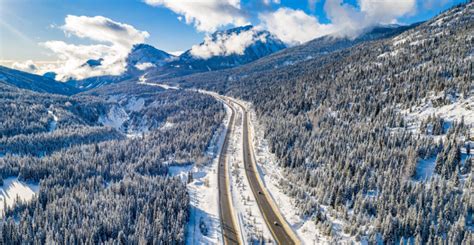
[
  {"x1": 0, "y1": 177, "x2": 39, "y2": 217},
  {"x1": 47, "y1": 109, "x2": 58, "y2": 132},
  {"x1": 403, "y1": 94, "x2": 474, "y2": 128},
  {"x1": 415, "y1": 157, "x2": 437, "y2": 181},
  {"x1": 98, "y1": 105, "x2": 128, "y2": 130},
  {"x1": 160, "y1": 121, "x2": 176, "y2": 131}
]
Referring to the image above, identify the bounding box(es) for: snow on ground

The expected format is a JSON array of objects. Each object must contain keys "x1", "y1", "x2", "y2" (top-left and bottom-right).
[
  {"x1": 125, "y1": 128, "x2": 148, "y2": 139},
  {"x1": 125, "y1": 97, "x2": 145, "y2": 112},
  {"x1": 98, "y1": 105, "x2": 129, "y2": 130},
  {"x1": 166, "y1": 101, "x2": 231, "y2": 244},
  {"x1": 106, "y1": 94, "x2": 122, "y2": 103},
  {"x1": 246, "y1": 105, "x2": 355, "y2": 244},
  {"x1": 0, "y1": 177, "x2": 39, "y2": 217},
  {"x1": 47, "y1": 109, "x2": 58, "y2": 132},
  {"x1": 392, "y1": 36, "x2": 408, "y2": 46},
  {"x1": 160, "y1": 121, "x2": 176, "y2": 130},
  {"x1": 226, "y1": 103, "x2": 273, "y2": 244},
  {"x1": 401, "y1": 94, "x2": 473, "y2": 181},
  {"x1": 415, "y1": 157, "x2": 437, "y2": 181},
  {"x1": 168, "y1": 164, "x2": 194, "y2": 182},
  {"x1": 403, "y1": 95, "x2": 474, "y2": 128},
  {"x1": 138, "y1": 74, "x2": 180, "y2": 90}
]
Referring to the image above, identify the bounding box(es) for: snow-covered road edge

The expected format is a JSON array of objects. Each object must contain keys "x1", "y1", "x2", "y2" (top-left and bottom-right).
[
  {"x1": 182, "y1": 101, "x2": 231, "y2": 244},
  {"x1": 246, "y1": 105, "x2": 355, "y2": 244},
  {"x1": 200, "y1": 92, "x2": 272, "y2": 244},
  {"x1": 226, "y1": 103, "x2": 273, "y2": 244}
]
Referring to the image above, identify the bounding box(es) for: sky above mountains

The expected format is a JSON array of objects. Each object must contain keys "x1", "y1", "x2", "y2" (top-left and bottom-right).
[{"x1": 0, "y1": 0, "x2": 465, "y2": 79}]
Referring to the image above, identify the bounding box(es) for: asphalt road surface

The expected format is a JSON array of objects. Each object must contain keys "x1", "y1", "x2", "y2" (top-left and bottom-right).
[
  {"x1": 235, "y1": 101, "x2": 297, "y2": 245},
  {"x1": 217, "y1": 99, "x2": 240, "y2": 245}
]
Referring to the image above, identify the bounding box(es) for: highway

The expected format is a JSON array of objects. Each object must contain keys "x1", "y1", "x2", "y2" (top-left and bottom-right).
[
  {"x1": 144, "y1": 85, "x2": 298, "y2": 244},
  {"x1": 217, "y1": 98, "x2": 240, "y2": 245},
  {"x1": 234, "y1": 100, "x2": 298, "y2": 245},
  {"x1": 218, "y1": 94, "x2": 299, "y2": 245}
]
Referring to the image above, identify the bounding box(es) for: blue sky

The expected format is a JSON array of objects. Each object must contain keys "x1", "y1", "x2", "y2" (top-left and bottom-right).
[{"x1": 0, "y1": 0, "x2": 466, "y2": 79}]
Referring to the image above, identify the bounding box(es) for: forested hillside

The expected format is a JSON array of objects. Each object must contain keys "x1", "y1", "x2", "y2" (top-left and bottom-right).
[
  {"x1": 171, "y1": 3, "x2": 474, "y2": 244},
  {"x1": 0, "y1": 1, "x2": 471, "y2": 244},
  {"x1": 159, "y1": 24, "x2": 416, "y2": 93},
  {"x1": 0, "y1": 80, "x2": 224, "y2": 243}
]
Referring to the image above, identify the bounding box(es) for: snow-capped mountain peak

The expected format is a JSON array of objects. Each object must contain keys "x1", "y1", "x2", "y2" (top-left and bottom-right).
[
  {"x1": 175, "y1": 25, "x2": 286, "y2": 71},
  {"x1": 127, "y1": 43, "x2": 174, "y2": 68}
]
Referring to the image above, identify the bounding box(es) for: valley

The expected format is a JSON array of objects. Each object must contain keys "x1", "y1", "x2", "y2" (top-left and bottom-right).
[{"x1": 0, "y1": 1, "x2": 472, "y2": 244}]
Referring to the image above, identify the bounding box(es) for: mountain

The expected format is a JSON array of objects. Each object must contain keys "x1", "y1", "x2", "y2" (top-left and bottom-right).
[
  {"x1": 43, "y1": 71, "x2": 57, "y2": 80},
  {"x1": 65, "y1": 44, "x2": 174, "y2": 90},
  {"x1": 127, "y1": 43, "x2": 174, "y2": 68},
  {"x1": 66, "y1": 25, "x2": 286, "y2": 90},
  {"x1": 66, "y1": 73, "x2": 132, "y2": 90},
  {"x1": 158, "y1": 23, "x2": 417, "y2": 90},
  {"x1": 0, "y1": 65, "x2": 79, "y2": 95},
  {"x1": 175, "y1": 25, "x2": 286, "y2": 72}
]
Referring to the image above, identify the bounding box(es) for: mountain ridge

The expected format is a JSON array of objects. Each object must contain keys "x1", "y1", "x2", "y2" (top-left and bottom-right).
[
  {"x1": 63, "y1": 25, "x2": 287, "y2": 90},
  {"x1": 0, "y1": 65, "x2": 79, "y2": 95}
]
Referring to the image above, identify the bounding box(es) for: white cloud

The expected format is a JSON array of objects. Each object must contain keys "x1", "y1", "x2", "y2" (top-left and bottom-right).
[
  {"x1": 323, "y1": 0, "x2": 366, "y2": 37},
  {"x1": 12, "y1": 60, "x2": 38, "y2": 73},
  {"x1": 190, "y1": 27, "x2": 268, "y2": 59},
  {"x1": 135, "y1": 62, "x2": 156, "y2": 70},
  {"x1": 41, "y1": 41, "x2": 127, "y2": 80},
  {"x1": 41, "y1": 15, "x2": 149, "y2": 81},
  {"x1": 2, "y1": 60, "x2": 63, "y2": 77},
  {"x1": 144, "y1": 0, "x2": 249, "y2": 32},
  {"x1": 324, "y1": 0, "x2": 416, "y2": 37},
  {"x1": 259, "y1": 0, "x2": 416, "y2": 45},
  {"x1": 263, "y1": 0, "x2": 280, "y2": 5},
  {"x1": 61, "y1": 15, "x2": 149, "y2": 49},
  {"x1": 359, "y1": 0, "x2": 416, "y2": 24},
  {"x1": 258, "y1": 8, "x2": 333, "y2": 45}
]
